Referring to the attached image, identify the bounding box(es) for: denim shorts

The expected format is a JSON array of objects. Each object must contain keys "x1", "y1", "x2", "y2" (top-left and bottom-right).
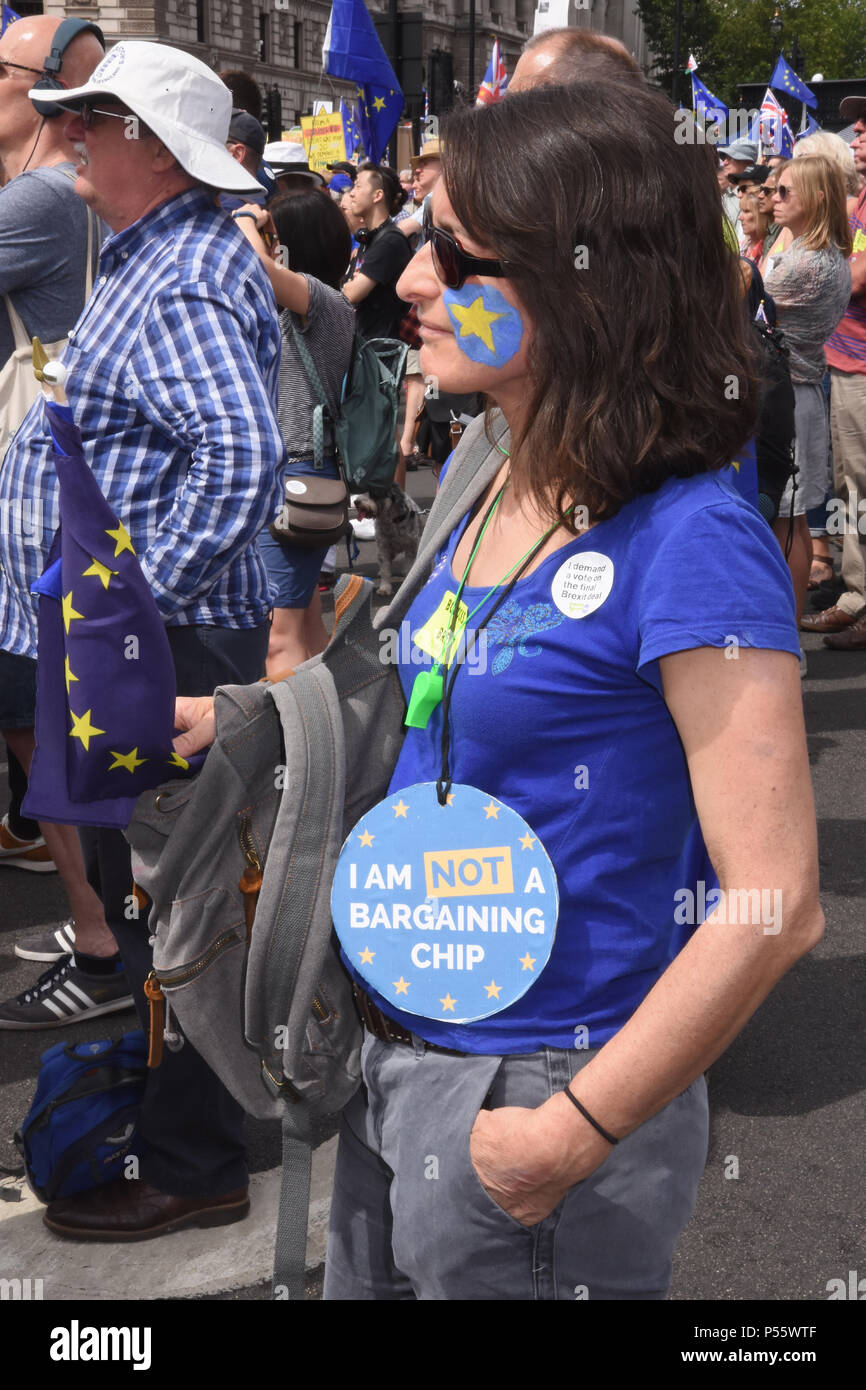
[
  {"x1": 259, "y1": 457, "x2": 341, "y2": 610},
  {"x1": 0, "y1": 649, "x2": 37, "y2": 728},
  {"x1": 324, "y1": 1036, "x2": 709, "y2": 1301}
]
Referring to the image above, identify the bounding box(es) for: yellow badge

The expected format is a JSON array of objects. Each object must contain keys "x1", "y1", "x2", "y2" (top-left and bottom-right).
[
  {"x1": 412, "y1": 590, "x2": 469, "y2": 666},
  {"x1": 853, "y1": 228, "x2": 866, "y2": 256}
]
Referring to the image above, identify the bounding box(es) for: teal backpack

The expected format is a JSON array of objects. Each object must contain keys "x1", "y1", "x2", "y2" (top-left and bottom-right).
[{"x1": 290, "y1": 321, "x2": 408, "y2": 493}]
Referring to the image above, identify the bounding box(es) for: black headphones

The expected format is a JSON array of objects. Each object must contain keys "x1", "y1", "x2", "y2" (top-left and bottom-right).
[{"x1": 29, "y1": 18, "x2": 106, "y2": 120}]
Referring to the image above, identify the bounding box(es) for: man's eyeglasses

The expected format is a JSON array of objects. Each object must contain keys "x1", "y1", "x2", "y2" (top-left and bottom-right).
[
  {"x1": 55, "y1": 101, "x2": 134, "y2": 129},
  {"x1": 0, "y1": 58, "x2": 45, "y2": 78},
  {"x1": 421, "y1": 223, "x2": 510, "y2": 290}
]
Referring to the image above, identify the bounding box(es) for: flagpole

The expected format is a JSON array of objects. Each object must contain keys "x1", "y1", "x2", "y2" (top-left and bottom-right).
[
  {"x1": 468, "y1": 0, "x2": 476, "y2": 97},
  {"x1": 671, "y1": 0, "x2": 683, "y2": 105}
]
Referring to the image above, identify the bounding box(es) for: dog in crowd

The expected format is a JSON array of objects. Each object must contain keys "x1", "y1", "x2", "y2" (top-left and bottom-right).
[{"x1": 352, "y1": 484, "x2": 425, "y2": 597}]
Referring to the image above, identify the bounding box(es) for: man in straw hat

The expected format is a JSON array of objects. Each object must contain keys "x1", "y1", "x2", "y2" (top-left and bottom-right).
[{"x1": 1, "y1": 39, "x2": 285, "y2": 1240}]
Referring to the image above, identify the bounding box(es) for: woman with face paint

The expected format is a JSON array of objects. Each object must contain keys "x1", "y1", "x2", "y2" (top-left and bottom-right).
[
  {"x1": 174, "y1": 78, "x2": 823, "y2": 1301},
  {"x1": 319, "y1": 78, "x2": 823, "y2": 1302}
]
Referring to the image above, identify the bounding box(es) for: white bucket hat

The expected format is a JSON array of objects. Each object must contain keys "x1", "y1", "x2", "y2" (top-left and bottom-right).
[{"x1": 36, "y1": 40, "x2": 264, "y2": 194}]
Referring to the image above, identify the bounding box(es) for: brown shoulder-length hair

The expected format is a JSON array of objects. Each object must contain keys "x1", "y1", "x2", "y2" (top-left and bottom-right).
[{"x1": 441, "y1": 81, "x2": 760, "y2": 525}]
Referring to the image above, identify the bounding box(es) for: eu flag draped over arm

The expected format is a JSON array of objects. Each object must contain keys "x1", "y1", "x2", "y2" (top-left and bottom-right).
[
  {"x1": 770, "y1": 54, "x2": 817, "y2": 110},
  {"x1": 24, "y1": 398, "x2": 191, "y2": 830},
  {"x1": 691, "y1": 74, "x2": 729, "y2": 127},
  {"x1": 323, "y1": 0, "x2": 403, "y2": 165}
]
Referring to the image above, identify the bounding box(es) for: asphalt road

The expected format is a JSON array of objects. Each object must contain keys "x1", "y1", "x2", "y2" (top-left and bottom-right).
[{"x1": 1, "y1": 469, "x2": 863, "y2": 1306}]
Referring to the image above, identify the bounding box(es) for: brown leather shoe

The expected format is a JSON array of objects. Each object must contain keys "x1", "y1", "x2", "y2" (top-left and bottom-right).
[
  {"x1": 824, "y1": 613, "x2": 866, "y2": 650},
  {"x1": 44, "y1": 1179, "x2": 249, "y2": 1241},
  {"x1": 800, "y1": 604, "x2": 863, "y2": 634}
]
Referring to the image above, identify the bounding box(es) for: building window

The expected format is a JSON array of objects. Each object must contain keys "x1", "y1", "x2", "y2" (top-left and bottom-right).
[
  {"x1": 259, "y1": 13, "x2": 269, "y2": 65},
  {"x1": 196, "y1": 0, "x2": 206, "y2": 44},
  {"x1": 293, "y1": 21, "x2": 304, "y2": 69}
]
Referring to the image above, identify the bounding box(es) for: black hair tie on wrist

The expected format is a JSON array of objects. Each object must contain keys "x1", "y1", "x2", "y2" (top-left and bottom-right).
[{"x1": 563, "y1": 1083, "x2": 619, "y2": 1146}]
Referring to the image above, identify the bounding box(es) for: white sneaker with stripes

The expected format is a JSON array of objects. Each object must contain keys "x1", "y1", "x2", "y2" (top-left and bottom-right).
[{"x1": 0, "y1": 955, "x2": 134, "y2": 1029}]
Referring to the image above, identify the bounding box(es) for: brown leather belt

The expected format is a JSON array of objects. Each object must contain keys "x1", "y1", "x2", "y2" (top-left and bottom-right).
[{"x1": 353, "y1": 985, "x2": 468, "y2": 1057}]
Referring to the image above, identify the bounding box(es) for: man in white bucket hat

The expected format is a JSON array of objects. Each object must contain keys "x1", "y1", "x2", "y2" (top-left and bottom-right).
[{"x1": 0, "y1": 41, "x2": 285, "y2": 1242}]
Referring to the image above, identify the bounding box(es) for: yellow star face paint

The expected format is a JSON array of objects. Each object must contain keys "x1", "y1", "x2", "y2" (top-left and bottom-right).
[{"x1": 443, "y1": 284, "x2": 523, "y2": 367}]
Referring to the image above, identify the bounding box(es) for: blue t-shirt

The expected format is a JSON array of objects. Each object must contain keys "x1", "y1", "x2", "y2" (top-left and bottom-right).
[{"x1": 350, "y1": 470, "x2": 799, "y2": 1054}]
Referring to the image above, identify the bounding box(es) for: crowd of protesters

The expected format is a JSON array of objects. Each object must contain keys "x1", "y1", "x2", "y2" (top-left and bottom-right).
[{"x1": 0, "y1": 14, "x2": 862, "y2": 1300}]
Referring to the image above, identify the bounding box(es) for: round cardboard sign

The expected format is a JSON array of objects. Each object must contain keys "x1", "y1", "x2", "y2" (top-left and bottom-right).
[
  {"x1": 331, "y1": 782, "x2": 559, "y2": 1023},
  {"x1": 285, "y1": 480, "x2": 308, "y2": 496}
]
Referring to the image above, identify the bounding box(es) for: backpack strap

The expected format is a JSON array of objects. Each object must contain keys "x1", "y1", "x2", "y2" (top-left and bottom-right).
[
  {"x1": 287, "y1": 316, "x2": 332, "y2": 472},
  {"x1": 273, "y1": 1109, "x2": 313, "y2": 1301},
  {"x1": 376, "y1": 409, "x2": 510, "y2": 631}
]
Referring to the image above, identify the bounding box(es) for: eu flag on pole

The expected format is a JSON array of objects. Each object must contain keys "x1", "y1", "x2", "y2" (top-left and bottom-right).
[
  {"x1": 769, "y1": 54, "x2": 817, "y2": 110},
  {"x1": 24, "y1": 399, "x2": 192, "y2": 830},
  {"x1": 340, "y1": 97, "x2": 361, "y2": 158},
  {"x1": 691, "y1": 74, "x2": 729, "y2": 127},
  {"x1": 1, "y1": 5, "x2": 22, "y2": 35},
  {"x1": 323, "y1": 0, "x2": 403, "y2": 165},
  {"x1": 476, "y1": 40, "x2": 509, "y2": 105},
  {"x1": 795, "y1": 113, "x2": 821, "y2": 141}
]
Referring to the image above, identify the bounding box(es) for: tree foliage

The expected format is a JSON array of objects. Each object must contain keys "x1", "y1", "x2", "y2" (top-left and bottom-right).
[{"x1": 635, "y1": 0, "x2": 866, "y2": 106}]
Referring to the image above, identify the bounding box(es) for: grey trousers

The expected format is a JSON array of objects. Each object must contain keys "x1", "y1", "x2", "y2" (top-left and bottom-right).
[
  {"x1": 324, "y1": 1035, "x2": 709, "y2": 1301},
  {"x1": 830, "y1": 368, "x2": 866, "y2": 616}
]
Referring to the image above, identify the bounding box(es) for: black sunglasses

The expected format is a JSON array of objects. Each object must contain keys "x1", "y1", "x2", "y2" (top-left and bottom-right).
[
  {"x1": 421, "y1": 222, "x2": 510, "y2": 290},
  {"x1": 54, "y1": 100, "x2": 134, "y2": 129},
  {"x1": 774, "y1": 184, "x2": 792, "y2": 200}
]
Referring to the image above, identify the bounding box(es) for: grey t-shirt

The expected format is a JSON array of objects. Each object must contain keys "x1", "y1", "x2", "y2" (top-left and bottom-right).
[
  {"x1": 0, "y1": 163, "x2": 103, "y2": 368},
  {"x1": 277, "y1": 274, "x2": 356, "y2": 458},
  {"x1": 762, "y1": 238, "x2": 852, "y2": 383}
]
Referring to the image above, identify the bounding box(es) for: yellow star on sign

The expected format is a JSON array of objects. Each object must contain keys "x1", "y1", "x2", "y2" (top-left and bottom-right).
[
  {"x1": 167, "y1": 751, "x2": 189, "y2": 770},
  {"x1": 82, "y1": 557, "x2": 118, "y2": 590},
  {"x1": 108, "y1": 748, "x2": 147, "y2": 773},
  {"x1": 105, "y1": 522, "x2": 135, "y2": 558},
  {"x1": 519, "y1": 832, "x2": 535, "y2": 850},
  {"x1": 64, "y1": 655, "x2": 78, "y2": 694},
  {"x1": 485, "y1": 980, "x2": 502, "y2": 998},
  {"x1": 519, "y1": 952, "x2": 536, "y2": 972},
  {"x1": 449, "y1": 296, "x2": 505, "y2": 353},
  {"x1": 483, "y1": 800, "x2": 500, "y2": 819},
  {"x1": 69, "y1": 708, "x2": 105, "y2": 751},
  {"x1": 358, "y1": 947, "x2": 375, "y2": 965},
  {"x1": 394, "y1": 977, "x2": 410, "y2": 995},
  {"x1": 373, "y1": 95, "x2": 386, "y2": 111},
  {"x1": 440, "y1": 993, "x2": 456, "y2": 1012},
  {"x1": 62, "y1": 591, "x2": 85, "y2": 635},
  {"x1": 393, "y1": 800, "x2": 409, "y2": 818},
  {"x1": 358, "y1": 829, "x2": 375, "y2": 847}
]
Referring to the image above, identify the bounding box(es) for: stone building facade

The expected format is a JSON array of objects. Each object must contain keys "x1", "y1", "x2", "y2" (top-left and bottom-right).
[{"x1": 34, "y1": 1, "x2": 648, "y2": 127}]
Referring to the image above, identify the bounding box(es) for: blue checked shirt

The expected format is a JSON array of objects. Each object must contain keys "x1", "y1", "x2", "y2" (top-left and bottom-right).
[{"x1": 0, "y1": 187, "x2": 284, "y2": 659}]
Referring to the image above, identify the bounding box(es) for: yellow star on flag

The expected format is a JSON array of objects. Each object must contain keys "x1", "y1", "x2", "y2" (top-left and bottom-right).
[
  {"x1": 392, "y1": 800, "x2": 409, "y2": 819},
  {"x1": 105, "y1": 522, "x2": 135, "y2": 557},
  {"x1": 485, "y1": 980, "x2": 502, "y2": 998},
  {"x1": 69, "y1": 708, "x2": 106, "y2": 751},
  {"x1": 519, "y1": 952, "x2": 536, "y2": 972},
  {"x1": 373, "y1": 95, "x2": 386, "y2": 111},
  {"x1": 483, "y1": 800, "x2": 500, "y2": 819},
  {"x1": 440, "y1": 993, "x2": 456, "y2": 1012},
  {"x1": 62, "y1": 591, "x2": 85, "y2": 635},
  {"x1": 394, "y1": 977, "x2": 410, "y2": 995},
  {"x1": 82, "y1": 557, "x2": 118, "y2": 590},
  {"x1": 167, "y1": 751, "x2": 189, "y2": 770},
  {"x1": 519, "y1": 832, "x2": 535, "y2": 850},
  {"x1": 358, "y1": 947, "x2": 375, "y2": 965},
  {"x1": 108, "y1": 748, "x2": 147, "y2": 774},
  {"x1": 64, "y1": 655, "x2": 78, "y2": 694},
  {"x1": 449, "y1": 296, "x2": 505, "y2": 353},
  {"x1": 445, "y1": 792, "x2": 455, "y2": 806},
  {"x1": 358, "y1": 829, "x2": 375, "y2": 847}
]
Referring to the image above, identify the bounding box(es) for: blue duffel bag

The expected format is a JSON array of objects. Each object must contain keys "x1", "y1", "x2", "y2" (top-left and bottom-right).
[{"x1": 16, "y1": 1031, "x2": 147, "y2": 1203}]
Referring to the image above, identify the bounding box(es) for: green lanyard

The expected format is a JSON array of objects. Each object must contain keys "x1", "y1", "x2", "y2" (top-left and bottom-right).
[{"x1": 405, "y1": 475, "x2": 574, "y2": 739}]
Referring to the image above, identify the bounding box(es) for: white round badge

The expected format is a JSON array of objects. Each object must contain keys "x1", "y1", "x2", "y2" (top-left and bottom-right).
[
  {"x1": 285, "y1": 480, "x2": 308, "y2": 496},
  {"x1": 551, "y1": 551, "x2": 614, "y2": 619}
]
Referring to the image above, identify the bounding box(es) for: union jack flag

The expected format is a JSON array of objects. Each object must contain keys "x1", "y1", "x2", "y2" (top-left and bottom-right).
[
  {"x1": 476, "y1": 39, "x2": 509, "y2": 106},
  {"x1": 759, "y1": 87, "x2": 793, "y2": 158}
]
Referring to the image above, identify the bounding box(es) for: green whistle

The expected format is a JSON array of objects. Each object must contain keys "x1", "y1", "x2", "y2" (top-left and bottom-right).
[{"x1": 405, "y1": 668, "x2": 444, "y2": 729}]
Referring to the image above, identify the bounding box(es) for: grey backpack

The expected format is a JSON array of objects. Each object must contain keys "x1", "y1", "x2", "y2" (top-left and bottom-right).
[{"x1": 126, "y1": 411, "x2": 510, "y2": 1297}]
